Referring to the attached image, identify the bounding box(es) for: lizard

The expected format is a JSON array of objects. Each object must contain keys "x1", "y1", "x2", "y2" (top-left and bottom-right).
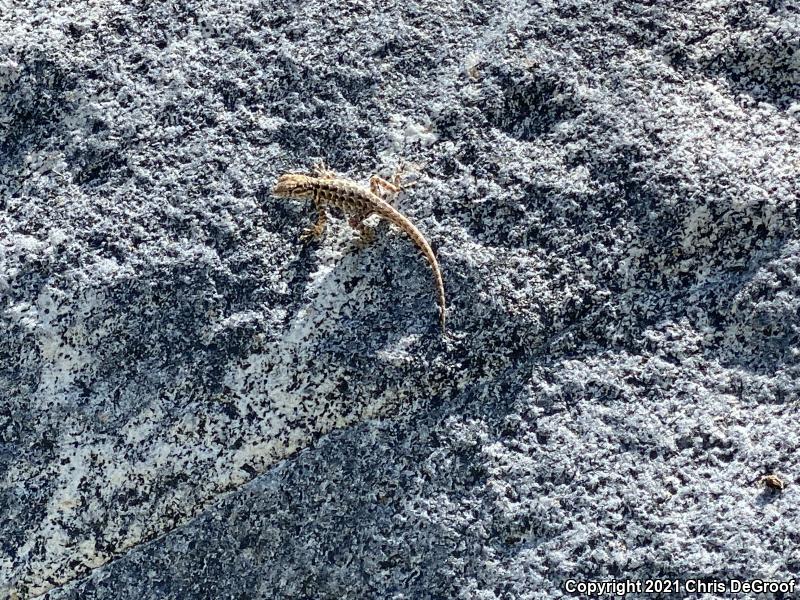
[{"x1": 272, "y1": 162, "x2": 446, "y2": 332}]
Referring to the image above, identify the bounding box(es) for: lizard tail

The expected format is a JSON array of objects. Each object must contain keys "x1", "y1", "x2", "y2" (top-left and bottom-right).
[
  {"x1": 383, "y1": 208, "x2": 446, "y2": 333},
  {"x1": 435, "y1": 263, "x2": 446, "y2": 333},
  {"x1": 422, "y1": 239, "x2": 447, "y2": 334}
]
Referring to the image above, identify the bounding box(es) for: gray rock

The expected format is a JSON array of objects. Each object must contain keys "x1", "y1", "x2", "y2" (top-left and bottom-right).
[{"x1": 1, "y1": 0, "x2": 798, "y2": 598}]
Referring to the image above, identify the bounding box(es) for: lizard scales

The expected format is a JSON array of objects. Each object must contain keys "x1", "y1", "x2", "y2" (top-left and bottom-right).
[{"x1": 273, "y1": 165, "x2": 446, "y2": 332}]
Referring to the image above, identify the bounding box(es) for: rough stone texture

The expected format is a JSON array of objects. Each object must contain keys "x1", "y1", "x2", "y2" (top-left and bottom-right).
[{"x1": 1, "y1": 0, "x2": 798, "y2": 598}]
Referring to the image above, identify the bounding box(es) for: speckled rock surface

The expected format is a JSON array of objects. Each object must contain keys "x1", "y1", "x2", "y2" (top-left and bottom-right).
[{"x1": 1, "y1": 0, "x2": 798, "y2": 598}]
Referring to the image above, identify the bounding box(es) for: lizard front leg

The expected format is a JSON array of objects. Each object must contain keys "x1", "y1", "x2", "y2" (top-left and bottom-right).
[
  {"x1": 311, "y1": 160, "x2": 337, "y2": 179},
  {"x1": 300, "y1": 201, "x2": 328, "y2": 242}
]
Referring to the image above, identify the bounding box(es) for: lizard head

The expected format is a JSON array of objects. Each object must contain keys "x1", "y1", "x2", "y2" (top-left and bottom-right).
[{"x1": 273, "y1": 173, "x2": 315, "y2": 199}]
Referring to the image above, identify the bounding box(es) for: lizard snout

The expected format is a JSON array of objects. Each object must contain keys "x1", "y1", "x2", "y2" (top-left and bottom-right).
[{"x1": 273, "y1": 173, "x2": 313, "y2": 198}]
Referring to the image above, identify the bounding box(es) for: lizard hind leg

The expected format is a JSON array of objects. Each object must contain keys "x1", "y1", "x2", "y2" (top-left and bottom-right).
[
  {"x1": 348, "y1": 210, "x2": 375, "y2": 248},
  {"x1": 370, "y1": 175, "x2": 401, "y2": 198},
  {"x1": 370, "y1": 163, "x2": 417, "y2": 198}
]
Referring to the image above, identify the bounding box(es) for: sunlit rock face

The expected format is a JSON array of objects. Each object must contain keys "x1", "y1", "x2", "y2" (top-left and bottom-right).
[{"x1": 1, "y1": 1, "x2": 798, "y2": 598}]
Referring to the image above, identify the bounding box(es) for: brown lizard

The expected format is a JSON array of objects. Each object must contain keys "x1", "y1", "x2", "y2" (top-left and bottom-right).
[{"x1": 273, "y1": 163, "x2": 446, "y2": 332}]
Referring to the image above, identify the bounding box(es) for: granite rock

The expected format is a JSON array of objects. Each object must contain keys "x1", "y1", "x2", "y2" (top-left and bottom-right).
[{"x1": 0, "y1": 0, "x2": 798, "y2": 598}]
